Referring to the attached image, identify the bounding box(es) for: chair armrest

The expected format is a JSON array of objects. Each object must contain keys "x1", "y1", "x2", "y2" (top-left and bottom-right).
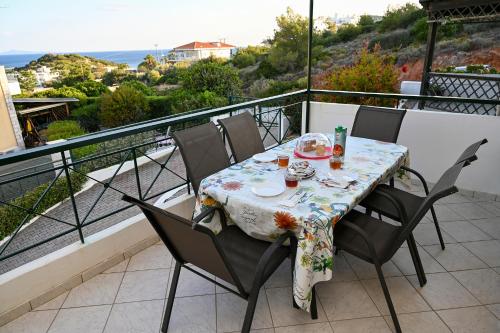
[
  {"x1": 252, "y1": 231, "x2": 295, "y2": 288},
  {"x1": 340, "y1": 220, "x2": 380, "y2": 264},
  {"x1": 400, "y1": 166, "x2": 430, "y2": 195},
  {"x1": 373, "y1": 187, "x2": 409, "y2": 225},
  {"x1": 193, "y1": 207, "x2": 228, "y2": 229}
]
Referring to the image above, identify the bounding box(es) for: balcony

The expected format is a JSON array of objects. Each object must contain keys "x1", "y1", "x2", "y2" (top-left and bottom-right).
[{"x1": 0, "y1": 90, "x2": 499, "y2": 333}]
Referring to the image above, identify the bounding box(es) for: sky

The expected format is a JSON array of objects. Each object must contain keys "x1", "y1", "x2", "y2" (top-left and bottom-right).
[{"x1": 0, "y1": 0, "x2": 420, "y2": 53}]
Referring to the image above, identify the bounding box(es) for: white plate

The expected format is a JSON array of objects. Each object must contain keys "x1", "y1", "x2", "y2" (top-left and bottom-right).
[
  {"x1": 251, "y1": 182, "x2": 285, "y2": 197},
  {"x1": 253, "y1": 153, "x2": 277, "y2": 163}
]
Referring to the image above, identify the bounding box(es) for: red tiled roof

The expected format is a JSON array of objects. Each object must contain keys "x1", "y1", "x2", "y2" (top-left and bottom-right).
[{"x1": 174, "y1": 41, "x2": 235, "y2": 50}]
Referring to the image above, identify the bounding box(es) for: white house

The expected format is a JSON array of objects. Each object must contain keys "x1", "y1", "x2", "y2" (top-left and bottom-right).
[
  {"x1": 33, "y1": 66, "x2": 60, "y2": 86},
  {"x1": 168, "y1": 41, "x2": 235, "y2": 62}
]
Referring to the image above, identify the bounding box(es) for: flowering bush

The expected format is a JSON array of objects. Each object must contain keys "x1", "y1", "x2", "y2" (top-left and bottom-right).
[{"x1": 314, "y1": 44, "x2": 398, "y2": 107}]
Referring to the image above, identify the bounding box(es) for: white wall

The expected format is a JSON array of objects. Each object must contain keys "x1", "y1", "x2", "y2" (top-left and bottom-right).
[{"x1": 307, "y1": 102, "x2": 500, "y2": 195}]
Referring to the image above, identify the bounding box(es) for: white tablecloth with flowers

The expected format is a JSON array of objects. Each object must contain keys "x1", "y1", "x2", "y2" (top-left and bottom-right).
[{"x1": 194, "y1": 135, "x2": 409, "y2": 311}]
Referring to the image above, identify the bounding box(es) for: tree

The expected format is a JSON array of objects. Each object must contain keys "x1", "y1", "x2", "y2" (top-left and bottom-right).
[
  {"x1": 102, "y1": 69, "x2": 134, "y2": 86},
  {"x1": 121, "y1": 80, "x2": 156, "y2": 96},
  {"x1": 336, "y1": 24, "x2": 362, "y2": 42},
  {"x1": 138, "y1": 54, "x2": 158, "y2": 72},
  {"x1": 378, "y1": 3, "x2": 426, "y2": 33},
  {"x1": 18, "y1": 70, "x2": 37, "y2": 93},
  {"x1": 74, "y1": 80, "x2": 109, "y2": 97},
  {"x1": 181, "y1": 57, "x2": 242, "y2": 96},
  {"x1": 358, "y1": 15, "x2": 375, "y2": 33},
  {"x1": 100, "y1": 86, "x2": 150, "y2": 127}
]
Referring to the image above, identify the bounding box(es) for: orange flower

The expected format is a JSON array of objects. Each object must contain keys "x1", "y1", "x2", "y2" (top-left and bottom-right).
[
  {"x1": 202, "y1": 197, "x2": 217, "y2": 207},
  {"x1": 274, "y1": 211, "x2": 298, "y2": 230},
  {"x1": 222, "y1": 181, "x2": 242, "y2": 191}
]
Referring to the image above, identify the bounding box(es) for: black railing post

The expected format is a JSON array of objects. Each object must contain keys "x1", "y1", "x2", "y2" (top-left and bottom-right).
[
  {"x1": 132, "y1": 148, "x2": 143, "y2": 200},
  {"x1": 419, "y1": 21, "x2": 439, "y2": 109},
  {"x1": 61, "y1": 151, "x2": 84, "y2": 244},
  {"x1": 305, "y1": 0, "x2": 314, "y2": 133}
]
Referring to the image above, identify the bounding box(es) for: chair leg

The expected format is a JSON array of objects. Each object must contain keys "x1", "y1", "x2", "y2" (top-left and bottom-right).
[
  {"x1": 366, "y1": 208, "x2": 373, "y2": 216},
  {"x1": 430, "y1": 205, "x2": 445, "y2": 250},
  {"x1": 374, "y1": 262, "x2": 401, "y2": 333},
  {"x1": 310, "y1": 285, "x2": 318, "y2": 320},
  {"x1": 242, "y1": 289, "x2": 260, "y2": 333},
  {"x1": 334, "y1": 247, "x2": 340, "y2": 255},
  {"x1": 162, "y1": 261, "x2": 181, "y2": 333},
  {"x1": 406, "y1": 236, "x2": 427, "y2": 287},
  {"x1": 378, "y1": 212, "x2": 383, "y2": 220}
]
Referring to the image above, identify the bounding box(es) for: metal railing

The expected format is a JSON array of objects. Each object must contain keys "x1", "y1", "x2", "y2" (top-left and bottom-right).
[
  {"x1": 0, "y1": 91, "x2": 303, "y2": 271},
  {"x1": 1, "y1": 89, "x2": 499, "y2": 272}
]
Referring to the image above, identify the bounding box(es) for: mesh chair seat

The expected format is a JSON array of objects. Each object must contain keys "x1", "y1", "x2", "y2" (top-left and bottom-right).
[
  {"x1": 361, "y1": 184, "x2": 423, "y2": 222},
  {"x1": 217, "y1": 225, "x2": 290, "y2": 293},
  {"x1": 333, "y1": 210, "x2": 400, "y2": 263}
]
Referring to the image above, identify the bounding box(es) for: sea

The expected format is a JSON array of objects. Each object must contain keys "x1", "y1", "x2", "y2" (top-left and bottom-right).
[{"x1": 0, "y1": 49, "x2": 170, "y2": 69}]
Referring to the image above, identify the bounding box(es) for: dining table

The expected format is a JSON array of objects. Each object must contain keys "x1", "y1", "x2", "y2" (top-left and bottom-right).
[{"x1": 194, "y1": 134, "x2": 409, "y2": 312}]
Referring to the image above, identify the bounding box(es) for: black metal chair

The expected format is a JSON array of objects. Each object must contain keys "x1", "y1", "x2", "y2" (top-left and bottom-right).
[
  {"x1": 333, "y1": 160, "x2": 471, "y2": 333},
  {"x1": 123, "y1": 195, "x2": 297, "y2": 333},
  {"x1": 172, "y1": 122, "x2": 231, "y2": 196},
  {"x1": 361, "y1": 139, "x2": 487, "y2": 250},
  {"x1": 218, "y1": 112, "x2": 265, "y2": 163},
  {"x1": 351, "y1": 106, "x2": 407, "y2": 143}
]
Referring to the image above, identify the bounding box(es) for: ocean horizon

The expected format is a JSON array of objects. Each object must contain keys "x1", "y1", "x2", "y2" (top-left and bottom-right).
[{"x1": 0, "y1": 49, "x2": 171, "y2": 69}]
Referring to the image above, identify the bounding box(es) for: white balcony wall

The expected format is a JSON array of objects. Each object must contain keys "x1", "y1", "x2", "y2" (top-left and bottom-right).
[{"x1": 305, "y1": 101, "x2": 500, "y2": 195}]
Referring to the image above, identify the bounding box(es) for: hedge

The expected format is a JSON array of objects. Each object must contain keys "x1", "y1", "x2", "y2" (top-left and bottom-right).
[{"x1": 0, "y1": 171, "x2": 87, "y2": 241}]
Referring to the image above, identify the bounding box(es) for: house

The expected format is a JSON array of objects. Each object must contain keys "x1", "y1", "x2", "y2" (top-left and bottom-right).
[
  {"x1": 33, "y1": 66, "x2": 60, "y2": 86},
  {"x1": 167, "y1": 41, "x2": 236, "y2": 62}
]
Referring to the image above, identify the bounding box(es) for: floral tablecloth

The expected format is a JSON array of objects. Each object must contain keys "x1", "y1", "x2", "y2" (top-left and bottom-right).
[{"x1": 195, "y1": 135, "x2": 409, "y2": 311}]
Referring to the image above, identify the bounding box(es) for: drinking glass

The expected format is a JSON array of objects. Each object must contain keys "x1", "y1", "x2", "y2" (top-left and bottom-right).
[
  {"x1": 278, "y1": 154, "x2": 290, "y2": 167},
  {"x1": 284, "y1": 173, "x2": 299, "y2": 188}
]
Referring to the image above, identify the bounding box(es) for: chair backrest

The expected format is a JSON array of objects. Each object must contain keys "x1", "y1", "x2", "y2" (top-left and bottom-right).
[
  {"x1": 351, "y1": 106, "x2": 407, "y2": 143},
  {"x1": 218, "y1": 112, "x2": 265, "y2": 163},
  {"x1": 122, "y1": 195, "x2": 243, "y2": 290},
  {"x1": 393, "y1": 160, "x2": 468, "y2": 251},
  {"x1": 172, "y1": 122, "x2": 231, "y2": 196},
  {"x1": 455, "y1": 138, "x2": 487, "y2": 165}
]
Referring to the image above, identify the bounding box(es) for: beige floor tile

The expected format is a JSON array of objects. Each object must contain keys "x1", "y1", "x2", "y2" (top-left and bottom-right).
[
  {"x1": 215, "y1": 277, "x2": 238, "y2": 294},
  {"x1": 48, "y1": 305, "x2": 111, "y2": 333},
  {"x1": 33, "y1": 292, "x2": 68, "y2": 311},
  {"x1": 437, "y1": 306, "x2": 500, "y2": 333},
  {"x1": 127, "y1": 245, "x2": 172, "y2": 271},
  {"x1": 265, "y1": 260, "x2": 293, "y2": 288},
  {"x1": 170, "y1": 267, "x2": 215, "y2": 297},
  {"x1": 62, "y1": 273, "x2": 123, "y2": 308},
  {"x1": 391, "y1": 245, "x2": 446, "y2": 275},
  {"x1": 423, "y1": 244, "x2": 487, "y2": 271},
  {"x1": 451, "y1": 269, "x2": 500, "y2": 304},
  {"x1": 344, "y1": 253, "x2": 402, "y2": 280},
  {"x1": 116, "y1": 269, "x2": 169, "y2": 303},
  {"x1": 330, "y1": 254, "x2": 357, "y2": 282},
  {"x1": 216, "y1": 291, "x2": 273, "y2": 332},
  {"x1": 408, "y1": 272, "x2": 479, "y2": 310},
  {"x1": 486, "y1": 304, "x2": 500, "y2": 320},
  {"x1": 103, "y1": 300, "x2": 164, "y2": 333},
  {"x1": 361, "y1": 277, "x2": 430, "y2": 315},
  {"x1": 316, "y1": 281, "x2": 379, "y2": 321},
  {"x1": 331, "y1": 317, "x2": 390, "y2": 333},
  {"x1": 463, "y1": 240, "x2": 500, "y2": 267},
  {"x1": 469, "y1": 218, "x2": 500, "y2": 240},
  {"x1": 425, "y1": 205, "x2": 463, "y2": 222},
  {"x1": 440, "y1": 221, "x2": 492, "y2": 242},
  {"x1": 383, "y1": 311, "x2": 451, "y2": 333},
  {"x1": 413, "y1": 223, "x2": 457, "y2": 246},
  {"x1": 0, "y1": 310, "x2": 57, "y2": 333},
  {"x1": 274, "y1": 322, "x2": 333, "y2": 333},
  {"x1": 494, "y1": 267, "x2": 500, "y2": 274},
  {"x1": 265, "y1": 287, "x2": 327, "y2": 326},
  {"x1": 447, "y1": 203, "x2": 495, "y2": 220},
  {"x1": 436, "y1": 194, "x2": 476, "y2": 205},
  {"x1": 103, "y1": 259, "x2": 129, "y2": 274},
  {"x1": 168, "y1": 295, "x2": 216, "y2": 333},
  {"x1": 477, "y1": 202, "x2": 500, "y2": 217}
]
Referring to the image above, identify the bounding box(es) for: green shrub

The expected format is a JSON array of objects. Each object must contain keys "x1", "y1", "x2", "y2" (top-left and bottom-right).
[
  {"x1": 157, "y1": 67, "x2": 186, "y2": 85},
  {"x1": 411, "y1": 17, "x2": 464, "y2": 43},
  {"x1": 314, "y1": 45, "x2": 398, "y2": 107},
  {"x1": 256, "y1": 59, "x2": 280, "y2": 78},
  {"x1": 378, "y1": 3, "x2": 426, "y2": 33},
  {"x1": 100, "y1": 85, "x2": 150, "y2": 127},
  {"x1": 121, "y1": 80, "x2": 156, "y2": 96},
  {"x1": 336, "y1": 24, "x2": 362, "y2": 42},
  {"x1": 72, "y1": 103, "x2": 101, "y2": 132},
  {"x1": 146, "y1": 96, "x2": 172, "y2": 119},
  {"x1": 74, "y1": 80, "x2": 110, "y2": 97},
  {"x1": 167, "y1": 89, "x2": 227, "y2": 114},
  {"x1": 358, "y1": 15, "x2": 376, "y2": 33},
  {"x1": 232, "y1": 53, "x2": 256, "y2": 69},
  {"x1": 0, "y1": 171, "x2": 87, "y2": 241},
  {"x1": 32, "y1": 86, "x2": 87, "y2": 107},
  {"x1": 47, "y1": 120, "x2": 85, "y2": 141}
]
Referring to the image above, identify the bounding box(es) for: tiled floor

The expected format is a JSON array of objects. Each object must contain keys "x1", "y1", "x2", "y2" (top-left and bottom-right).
[{"x1": 1, "y1": 190, "x2": 499, "y2": 333}]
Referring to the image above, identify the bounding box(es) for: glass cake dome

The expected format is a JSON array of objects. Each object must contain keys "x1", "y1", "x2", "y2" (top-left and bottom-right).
[{"x1": 294, "y1": 133, "x2": 333, "y2": 160}]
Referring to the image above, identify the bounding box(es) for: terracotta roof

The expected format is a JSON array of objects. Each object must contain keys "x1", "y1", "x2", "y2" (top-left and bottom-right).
[{"x1": 173, "y1": 41, "x2": 235, "y2": 50}]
